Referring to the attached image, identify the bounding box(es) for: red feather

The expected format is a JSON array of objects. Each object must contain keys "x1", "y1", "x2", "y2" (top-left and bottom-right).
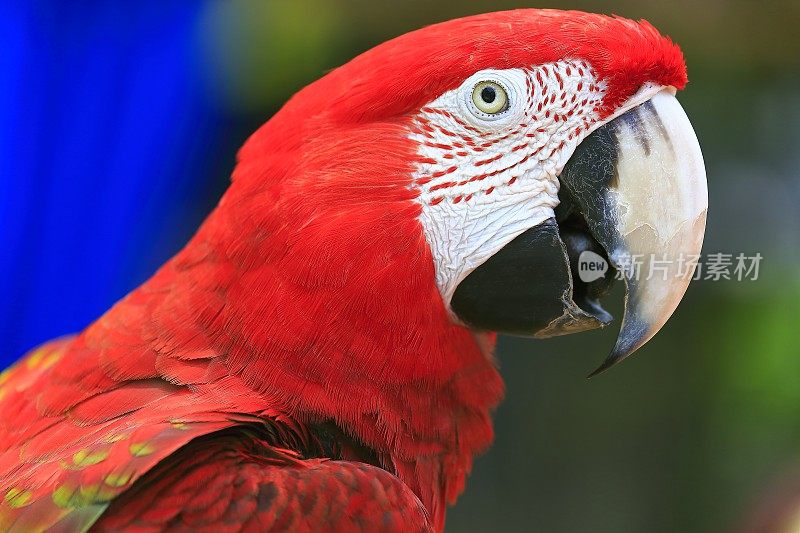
[{"x1": 93, "y1": 427, "x2": 431, "y2": 532}]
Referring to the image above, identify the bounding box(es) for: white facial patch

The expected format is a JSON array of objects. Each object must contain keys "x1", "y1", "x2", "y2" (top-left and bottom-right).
[{"x1": 409, "y1": 60, "x2": 606, "y2": 307}]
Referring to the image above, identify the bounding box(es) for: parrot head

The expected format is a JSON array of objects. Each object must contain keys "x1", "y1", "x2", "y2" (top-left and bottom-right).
[{"x1": 220, "y1": 8, "x2": 707, "y2": 376}]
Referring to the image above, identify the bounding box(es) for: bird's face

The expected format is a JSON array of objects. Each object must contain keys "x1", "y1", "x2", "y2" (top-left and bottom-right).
[
  {"x1": 411, "y1": 61, "x2": 706, "y2": 373},
  {"x1": 233, "y1": 9, "x2": 707, "y2": 374}
]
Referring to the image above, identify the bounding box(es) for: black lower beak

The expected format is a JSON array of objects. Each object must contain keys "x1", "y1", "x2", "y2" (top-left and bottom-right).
[{"x1": 450, "y1": 217, "x2": 611, "y2": 337}]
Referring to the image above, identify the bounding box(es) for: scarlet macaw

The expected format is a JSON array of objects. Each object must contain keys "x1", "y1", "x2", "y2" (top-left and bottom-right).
[{"x1": 0, "y1": 9, "x2": 707, "y2": 532}]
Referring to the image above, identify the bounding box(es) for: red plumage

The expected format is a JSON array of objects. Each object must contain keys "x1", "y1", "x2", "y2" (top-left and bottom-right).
[
  {"x1": 0, "y1": 9, "x2": 686, "y2": 532},
  {"x1": 93, "y1": 427, "x2": 429, "y2": 532}
]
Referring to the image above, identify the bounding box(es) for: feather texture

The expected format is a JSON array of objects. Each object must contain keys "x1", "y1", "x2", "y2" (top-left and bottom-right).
[{"x1": 93, "y1": 427, "x2": 430, "y2": 532}]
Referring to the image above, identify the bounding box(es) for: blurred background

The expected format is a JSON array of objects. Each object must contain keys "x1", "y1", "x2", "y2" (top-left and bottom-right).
[{"x1": 0, "y1": 1, "x2": 798, "y2": 531}]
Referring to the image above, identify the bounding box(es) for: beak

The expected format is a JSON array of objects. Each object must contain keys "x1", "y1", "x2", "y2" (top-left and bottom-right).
[{"x1": 451, "y1": 90, "x2": 708, "y2": 374}]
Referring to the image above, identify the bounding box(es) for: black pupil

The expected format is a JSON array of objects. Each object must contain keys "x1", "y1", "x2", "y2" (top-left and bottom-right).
[{"x1": 480, "y1": 86, "x2": 496, "y2": 104}]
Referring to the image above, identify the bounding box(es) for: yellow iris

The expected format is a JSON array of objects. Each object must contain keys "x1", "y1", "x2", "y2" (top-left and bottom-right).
[{"x1": 471, "y1": 81, "x2": 508, "y2": 115}]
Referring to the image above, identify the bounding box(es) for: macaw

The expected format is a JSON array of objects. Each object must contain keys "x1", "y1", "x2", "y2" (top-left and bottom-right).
[{"x1": 0, "y1": 9, "x2": 707, "y2": 532}]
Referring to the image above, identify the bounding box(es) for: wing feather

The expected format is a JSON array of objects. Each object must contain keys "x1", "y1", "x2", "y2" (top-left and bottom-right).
[{"x1": 93, "y1": 428, "x2": 431, "y2": 532}]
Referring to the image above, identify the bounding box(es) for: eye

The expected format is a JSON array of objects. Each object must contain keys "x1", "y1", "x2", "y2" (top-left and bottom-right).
[{"x1": 471, "y1": 81, "x2": 509, "y2": 115}]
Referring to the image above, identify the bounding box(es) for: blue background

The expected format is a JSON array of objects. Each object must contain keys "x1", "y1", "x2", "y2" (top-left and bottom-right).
[{"x1": 0, "y1": 2, "x2": 228, "y2": 361}]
